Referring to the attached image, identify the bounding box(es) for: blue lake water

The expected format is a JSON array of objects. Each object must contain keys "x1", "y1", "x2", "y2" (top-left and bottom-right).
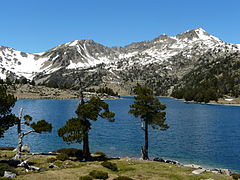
[{"x1": 0, "y1": 97, "x2": 240, "y2": 172}]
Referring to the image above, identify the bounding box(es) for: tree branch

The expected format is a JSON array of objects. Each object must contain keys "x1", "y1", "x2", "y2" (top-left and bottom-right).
[
  {"x1": 98, "y1": 113, "x2": 104, "y2": 118},
  {"x1": 23, "y1": 130, "x2": 35, "y2": 136}
]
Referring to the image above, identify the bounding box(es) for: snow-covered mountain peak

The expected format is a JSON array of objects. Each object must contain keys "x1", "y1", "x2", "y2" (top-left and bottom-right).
[
  {"x1": 64, "y1": 39, "x2": 96, "y2": 47},
  {"x1": 0, "y1": 28, "x2": 239, "y2": 81},
  {"x1": 175, "y1": 27, "x2": 222, "y2": 43}
]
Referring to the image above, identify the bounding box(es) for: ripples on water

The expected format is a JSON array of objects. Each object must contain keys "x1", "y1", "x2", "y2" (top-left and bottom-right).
[{"x1": 0, "y1": 97, "x2": 240, "y2": 172}]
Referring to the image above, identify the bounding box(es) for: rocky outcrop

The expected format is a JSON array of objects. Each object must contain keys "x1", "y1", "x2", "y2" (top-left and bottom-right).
[
  {"x1": 21, "y1": 144, "x2": 30, "y2": 153},
  {"x1": 192, "y1": 169, "x2": 206, "y2": 175},
  {"x1": 1, "y1": 28, "x2": 240, "y2": 97},
  {"x1": 153, "y1": 157, "x2": 233, "y2": 176}
]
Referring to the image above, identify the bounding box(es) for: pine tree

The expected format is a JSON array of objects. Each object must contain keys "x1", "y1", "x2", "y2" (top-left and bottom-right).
[
  {"x1": 58, "y1": 97, "x2": 115, "y2": 160},
  {"x1": 0, "y1": 85, "x2": 17, "y2": 138},
  {"x1": 129, "y1": 85, "x2": 169, "y2": 160}
]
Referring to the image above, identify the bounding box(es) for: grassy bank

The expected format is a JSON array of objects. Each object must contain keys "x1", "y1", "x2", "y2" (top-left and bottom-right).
[
  {"x1": 16, "y1": 158, "x2": 232, "y2": 180},
  {"x1": 0, "y1": 150, "x2": 233, "y2": 180}
]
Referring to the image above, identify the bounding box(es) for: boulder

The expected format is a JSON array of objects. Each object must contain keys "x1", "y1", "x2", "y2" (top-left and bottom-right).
[
  {"x1": 4, "y1": 171, "x2": 17, "y2": 178},
  {"x1": 17, "y1": 160, "x2": 29, "y2": 169},
  {"x1": 153, "y1": 157, "x2": 165, "y2": 162},
  {"x1": 21, "y1": 144, "x2": 30, "y2": 153},
  {"x1": 184, "y1": 164, "x2": 202, "y2": 169},
  {"x1": 153, "y1": 158, "x2": 180, "y2": 165},
  {"x1": 192, "y1": 169, "x2": 206, "y2": 174},
  {"x1": 210, "y1": 168, "x2": 232, "y2": 175},
  {"x1": 165, "y1": 159, "x2": 180, "y2": 165},
  {"x1": 219, "y1": 169, "x2": 232, "y2": 176},
  {"x1": 29, "y1": 165, "x2": 40, "y2": 171},
  {"x1": 49, "y1": 163, "x2": 59, "y2": 168}
]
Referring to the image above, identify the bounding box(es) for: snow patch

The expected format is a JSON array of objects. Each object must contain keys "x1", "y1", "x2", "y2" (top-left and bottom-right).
[
  {"x1": 68, "y1": 40, "x2": 79, "y2": 47},
  {"x1": 0, "y1": 71, "x2": 6, "y2": 80}
]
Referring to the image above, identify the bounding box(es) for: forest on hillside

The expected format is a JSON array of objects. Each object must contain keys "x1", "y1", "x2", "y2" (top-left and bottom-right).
[{"x1": 171, "y1": 53, "x2": 240, "y2": 103}]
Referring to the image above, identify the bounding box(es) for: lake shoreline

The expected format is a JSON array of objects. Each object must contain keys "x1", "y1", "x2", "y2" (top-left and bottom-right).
[
  {"x1": 7, "y1": 84, "x2": 120, "y2": 100},
  {"x1": 0, "y1": 150, "x2": 233, "y2": 180},
  {"x1": 3, "y1": 96, "x2": 239, "y2": 173},
  {"x1": 8, "y1": 84, "x2": 240, "y2": 106},
  {"x1": 170, "y1": 97, "x2": 240, "y2": 106}
]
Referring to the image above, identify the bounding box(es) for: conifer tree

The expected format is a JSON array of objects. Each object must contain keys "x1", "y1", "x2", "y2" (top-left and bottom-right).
[
  {"x1": 129, "y1": 85, "x2": 169, "y2": 160},
  {"x1": 58, "y1": 97, "x2": 115, "y2": 160},
  {"x1": 0, "y1": 85, "x2": 17, "y2": 138}
]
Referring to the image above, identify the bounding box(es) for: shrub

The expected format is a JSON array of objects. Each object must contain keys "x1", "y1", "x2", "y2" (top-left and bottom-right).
[
  {"x1": 0, "y1": 177, "x2": 14, "y2": 180},
  {"x1": 0, "y1": 147, "x2": 15, "y2": 151},
  {"x1": 89, "y1": 170, "x2": 108, "y2": 180},
  {"x1": 95, "y1": 152, "x2": 107, "y2": 157},
  {"x1": 93, "y1": 152, "x2": 108, "y2": 161},
  {"x1": 56, "y1": 153, "x2": 69, "y2": 161},
  {"x1": 96, "y1": 87, "x2": 119, "y2": 97},
  {"x1": 0, "y1": 163, "x2": 17, "y2": 177},
  {"x1": 79, "y1": 175, "x2": 93, "y2": 180},
  {"x1": 113, "y1": 176, "x2": 133, "y2": 180},
  {"x1": 232, "y1": 173, "x2": 240, "y2": 180},
  {"x1": 47, "y1": 158, "x2": 57, "y2": 163},
  {"x1": 101, "y1": 161, "x2": 118, "y2": 171},
  {"x1": 54, "y1": 148, "x2": 83, "y2": 159}
]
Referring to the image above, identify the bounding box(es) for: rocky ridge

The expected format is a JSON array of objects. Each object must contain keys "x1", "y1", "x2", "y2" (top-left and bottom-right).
[{"x1": 1, "y1": 28, "x2": 240, "y2": 96}]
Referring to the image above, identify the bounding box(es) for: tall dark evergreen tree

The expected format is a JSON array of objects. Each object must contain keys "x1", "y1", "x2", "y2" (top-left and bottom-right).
[
  {"x1": 0, "y1": 85, "x2": 17, "y2": 138},
  {"x1": 58, "y1": 97, "x2": 115, "y2": 160},
  {"x1": 129, "y1": 85, "x2": 169, "y2": 160}
]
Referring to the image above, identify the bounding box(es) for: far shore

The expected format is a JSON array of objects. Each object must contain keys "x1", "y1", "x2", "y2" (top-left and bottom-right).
[
  {"x1": 171, "y1": 97, "x2": 240, "y2": 106},
  {"x1": 7, "y1": 84, "x2": 120, "y2": 100},
  {"x1": 7, "y1": 84, "x2": 240, "y2": 106}
]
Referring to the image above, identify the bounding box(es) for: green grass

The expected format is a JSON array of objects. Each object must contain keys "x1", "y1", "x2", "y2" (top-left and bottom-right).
[
  {"x1": 0, "y1": 150, "x2": 232, "y2": 180},
  {"x1": 15, "y1": 158, "x2": 233, "y2": 180}
]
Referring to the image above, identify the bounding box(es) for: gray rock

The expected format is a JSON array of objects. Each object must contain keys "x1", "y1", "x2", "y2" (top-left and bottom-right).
[
  {"x1": 17, "y1": 160, "x2": 29, "y2": 168},
  {"x1": 210, "y1": 168, "x2": 232, "y2": 175},
  {"x1": 184, "y1": 164, "x2": 202, "y2": 169},
  {"x1": 211, "y1": 170, "x2": 220, "y2": 174},
  {"x1": 192, "y1": 169, "x2": 206, "y2": 174},
  {"x1": 4, "y1": 171, "x2": 17, "y2": 178},
  {"x1": 153, "y1": 157, "x2": 180, "y2": 165},
  {"x1": 49, "y1": 163, "x2": 59, "y2": 168},
  {"x1": 21, "y1": 144, "x2": 30, "y2": 153},
  {"x1": 165, "y1": 159, "x2": 180, "y2": 165},
  {"x1": 219, "y1": 169, "x2": 232, "y2": 175},
  {"x1": 29, "y1": 165, "x2": 40, "y2": 171},
  {"x1": 153, "y1": 157, "x2": 165, "y2": 162}
]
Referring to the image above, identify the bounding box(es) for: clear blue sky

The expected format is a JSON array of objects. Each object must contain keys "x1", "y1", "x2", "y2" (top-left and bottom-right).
[{"x1": 1, "y1": 0, "x2": 240, "y2": 53}]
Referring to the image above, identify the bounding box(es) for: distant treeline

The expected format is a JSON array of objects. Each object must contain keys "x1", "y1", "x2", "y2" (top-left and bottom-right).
[
  {"x1": 87, "y1": 87, "x2": 119, "y2": 97},
  {"x1": 0, "y1": 77, "x2": 35, "y2": 86}
]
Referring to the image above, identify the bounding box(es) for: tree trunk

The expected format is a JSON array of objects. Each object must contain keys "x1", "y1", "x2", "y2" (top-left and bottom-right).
[
  {"x1": 142, "y1": 120, "x2": 149, "y2": 160},
  {"x1": 14, "y1": 108, "x2": 23, "y2": 159},
  {"x1": 83, "y1": 131, "x2": 90, "y2": 160},
  {"x1": 14, "y1": 133, "x2": 23, "y2": 159}
]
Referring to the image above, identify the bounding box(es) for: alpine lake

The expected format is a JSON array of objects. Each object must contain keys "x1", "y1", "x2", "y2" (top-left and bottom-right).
[{"x1": 0, "y1": 97, "x2": 240, "y2": 172}]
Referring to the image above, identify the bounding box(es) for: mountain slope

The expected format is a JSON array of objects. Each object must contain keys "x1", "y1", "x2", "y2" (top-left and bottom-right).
[
  {"x1": 171, "y1": 53, "x2": 240, "y2": 102},
  {"x1": 1, "y1": 28, "x2": 240, "y2": 96}
]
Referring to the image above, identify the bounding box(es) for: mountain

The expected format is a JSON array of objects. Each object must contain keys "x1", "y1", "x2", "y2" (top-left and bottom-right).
[
  {"x1": 171, "y1": 52, "x2": 240, "y2": 102},
  {"x1": 1, "y1": 28, "x2": 240, "y2": 96}
]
